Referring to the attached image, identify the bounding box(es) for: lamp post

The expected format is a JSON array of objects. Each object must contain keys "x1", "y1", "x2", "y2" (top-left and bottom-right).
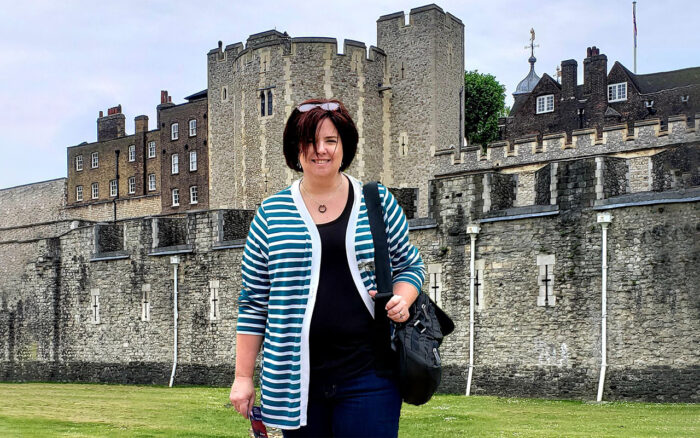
[
  {"x1": 596, "y1": 212, "x2": 612, "y2": 402},
  {"x1": 466, "y1": 223, "x2": 481, "y2": 396}
]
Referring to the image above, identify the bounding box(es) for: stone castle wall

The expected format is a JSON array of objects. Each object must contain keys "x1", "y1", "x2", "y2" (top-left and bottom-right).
[
  {"x1": 0, "y1": 178, "x2": 67, "y2": 229},
  {"x1": 1, "y1": 143, "x2": 697, "y2": 401}
]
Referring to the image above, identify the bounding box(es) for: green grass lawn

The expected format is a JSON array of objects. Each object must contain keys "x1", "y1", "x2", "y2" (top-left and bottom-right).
[{"x1": 0, "y1": 383, "x2": 697, "y2": 437}]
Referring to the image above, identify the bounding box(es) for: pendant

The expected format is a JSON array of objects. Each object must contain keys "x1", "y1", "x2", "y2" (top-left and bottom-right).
[{"x1": 318, "y1": 205, "x2": 327, "y2": 213}]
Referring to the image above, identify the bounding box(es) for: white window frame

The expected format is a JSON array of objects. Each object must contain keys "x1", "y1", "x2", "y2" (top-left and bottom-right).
[
  {"x1": 189, "y1": 119, "x2": 197, "y2": 137},
  {"x1": 189, "y1": 150, "x2": 197, "y2": 171},
  {"x1": 209, "y1": 280, "x2": 220, "y2": 321},
  {"x1": 171, "y1": 123, "x2": 179, "y2": 140},
  {"x1": 91, "y1": 152, "x2": 99, "y2": 168},
  {"x1": 190, "y1": 185, "x2": 198, "y2": 204},
  {"x1": 536, "y1": 94, "x2": 554, "y2": 114},
  {"x1": 608, "y1": 82, "x2": 627, "y2": 103},
  {"x1": 172, "y1": 153, "x2": 179, "y2": 174},
  {"x1": 128, "y1": 176, "x2": 136, "y2": 194},
  {"x1": 109, "y1": 179, "x2": 117, "y2": 197},
  {"x1": 128, "y1": 144, "x2": 135, "y2": 162},
  {"x1": 75, "y1": 155, "x2": 83, "y2": 171},
  {"x1": 141, "y1": 284, "x2": 151, "y2": 322},
  {"x1": 427, "y1": 264, "x2": 443, "y2": 308},
  {"x1": 172, "y1": 188, "x2": 180, "y2": 206},
  {"x1": 91, "y1": 288, "x2": 100, "y2": 324},
  {"x1": 76, "y1": 185, "x2": 83, "y2": 201},
  {"x1": 148, "y1": 173, "x2": 156, "y2": 191},
  {"x1": 91, "y1": 182, "x2": 99, "y2": 199},
  {"x1": 148, "y1": 141, "x2": 156, "y2": 158}
]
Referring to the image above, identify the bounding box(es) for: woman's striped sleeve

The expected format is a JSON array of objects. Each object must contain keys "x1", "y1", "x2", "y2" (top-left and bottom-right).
[
  {"x1": 379, "y1": 184, "x2": 426, "y2": 293},
  {"x1": 237, "y1": 205, "x2": 271, "y2": 336}
]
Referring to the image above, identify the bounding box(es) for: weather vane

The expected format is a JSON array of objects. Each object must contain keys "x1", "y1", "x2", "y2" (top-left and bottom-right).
[{"x1": 525, "y1": 28, "x2": 539, "y2": 58}]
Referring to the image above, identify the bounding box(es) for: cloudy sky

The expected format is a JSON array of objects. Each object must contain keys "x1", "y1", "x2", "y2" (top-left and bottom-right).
[{"x1": 1, "y1": 0, "x2": 697, "y2": 189}]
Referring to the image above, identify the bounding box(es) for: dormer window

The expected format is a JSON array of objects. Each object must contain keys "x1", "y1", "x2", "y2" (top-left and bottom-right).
[
  {"x1": 536, "y1": 94, "x2": 554, "y2": 114},
  {"x1": 608, "y1": 82, "x2": 627, "y2": 102}
]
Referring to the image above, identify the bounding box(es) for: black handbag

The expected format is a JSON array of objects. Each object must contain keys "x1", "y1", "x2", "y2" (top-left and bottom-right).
[{"x1": 363, "y1": 182, "x2": 455, "y2": 406}]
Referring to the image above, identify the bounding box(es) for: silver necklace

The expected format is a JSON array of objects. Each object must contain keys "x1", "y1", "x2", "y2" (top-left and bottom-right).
[{"x1": 300, "y1": 176, "x2": 344, "y2": 214}]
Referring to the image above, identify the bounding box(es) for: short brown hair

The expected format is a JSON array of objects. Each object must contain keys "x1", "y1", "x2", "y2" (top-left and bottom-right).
[{"x1": 283, "y1": 99, "x2": 358, "y2": 172}]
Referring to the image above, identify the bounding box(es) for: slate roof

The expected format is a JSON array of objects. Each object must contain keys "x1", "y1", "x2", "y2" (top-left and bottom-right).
[
  {"x1": 623, "y1": 65, "x2": 700, "y2": 94},
  {"x1": 184, "y1": 89, "x2": 208, "y2": 101}
]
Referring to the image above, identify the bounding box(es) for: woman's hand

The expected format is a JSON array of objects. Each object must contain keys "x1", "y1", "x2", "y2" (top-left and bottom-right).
[
  {"x1": 229, "y1": 376, "x2": 256, "y2": 419},
  {"x1": 369, "y1": 289, "x2": 410, "y2": 323}
]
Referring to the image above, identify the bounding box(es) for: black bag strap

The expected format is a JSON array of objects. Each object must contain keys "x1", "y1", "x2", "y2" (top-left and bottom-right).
[{"x1": 363, "y1": 182, "x2": 395, "y2": 375}]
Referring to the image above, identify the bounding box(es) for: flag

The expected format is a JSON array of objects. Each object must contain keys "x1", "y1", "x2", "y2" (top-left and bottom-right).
[{"x1": 633, "y1": 2, "x2": 637, "y2": 49}]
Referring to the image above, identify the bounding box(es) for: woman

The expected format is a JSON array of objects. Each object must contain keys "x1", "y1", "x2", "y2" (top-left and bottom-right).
[{"x1": 229, "y1": 99, "x2": 425, "y2": 437}]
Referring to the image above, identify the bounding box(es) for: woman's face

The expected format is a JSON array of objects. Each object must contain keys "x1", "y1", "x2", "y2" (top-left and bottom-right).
[{"x1": 298, "y1": 118, "x2": 343, "y2": 180}]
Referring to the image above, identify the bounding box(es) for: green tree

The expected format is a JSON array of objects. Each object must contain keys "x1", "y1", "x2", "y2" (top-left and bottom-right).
[{"x1": 464, "y1": 70, "x2": 507, "y2": 148}]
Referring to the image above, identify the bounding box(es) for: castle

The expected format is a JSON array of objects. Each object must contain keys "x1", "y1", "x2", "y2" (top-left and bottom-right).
[{"x1": 1, "y1": 3, "x2": 698, "y2": 403}]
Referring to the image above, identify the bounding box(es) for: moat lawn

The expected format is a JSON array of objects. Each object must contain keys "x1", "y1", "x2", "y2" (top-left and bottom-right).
[{"x1": 0, "y1": 383, "x2": 697, "y2": 437}]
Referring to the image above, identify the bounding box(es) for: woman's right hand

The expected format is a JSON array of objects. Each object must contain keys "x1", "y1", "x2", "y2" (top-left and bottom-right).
[{"x1": 229, "y1": 376, "x2": 256, "y2": 419}]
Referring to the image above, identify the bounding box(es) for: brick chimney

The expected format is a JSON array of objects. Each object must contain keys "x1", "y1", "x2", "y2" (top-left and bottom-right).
[
  {"x1": 156, "y1": 90, "x2": 175, "y2": 128},
  {"x1": 135, "y1": 115, "x2": 149, "y2": 133},
  {"x1": 583, "y1": 46, "x2": 607, "y2": 97},
  {"x1": 97, "y1": 105, "x2": 126, "y2": 142},
  {"x1": 560, "y1": 59, "x2": 577, "y2": 100}
]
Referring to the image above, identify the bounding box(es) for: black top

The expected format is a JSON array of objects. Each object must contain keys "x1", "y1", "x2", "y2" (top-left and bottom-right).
[{"x1": 309, "y1": 181, "x2": 375, "y2": 385}]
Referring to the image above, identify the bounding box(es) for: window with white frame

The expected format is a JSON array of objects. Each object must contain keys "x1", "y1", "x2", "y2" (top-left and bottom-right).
[
  {"x1": 536, "y1": 94, "x2": 554, "y2": 114},
  {"x1": 189, "y1": 119, "x2": 197, "y2": 137},
  {"x1": 474, "y1": 259, "x2": 485, "y2": 311},
  {"x1": 190, "y1": 185, "x2": 198, "y2": 204},
  {"x1": 109, "y1": 179, "x2": 117, "y2": 197},
  {"x1": 209, "y1": 280, "x2": 220, "y2": 321},
  {"x1": 537, "y1": 254, "x2": 556, "y2": 307},
  {"x1": 148, "y1": 141, "x2": 156, "y2": 158},
  {"x1": 189, "y1": 150, "x2": 197, "y2": 171},
  {"x1": 141, "y1": 284, "x2": 151, "y2": 322},
  {"x1": 148, "y1": 173, "x2": 156, "y2": 191},
  {"x1": 608, "y1": 82, "x2": 627, "y2": 102},
  {"x1": 128, "y1": 176, "x2": 135, "y2": 194},
  {"x1": 171, "y1": 122, "x2": 179, "y2": 140},
  {"x1": 75, "y1": 155, "x2": 83, "y2": 171},
  {"x1": 128, "y1": 144, "x2": 135, "y2": 162},
  {"x1": 76, "y1": 185, "x2": 83, "y2": 201},
  {"x1": 427, "y1": 264, "x2": 443, "y2": 307},
  {"x1": 172, "y1": 188, "x2": 180, "y2": 206},
  {"x1": 91, "y1": 152, "x2": 99, "y2": 168},
  {"x1": 171, "y1": 153, "x2": 179, "y2": 174},
  {"x1": 91, "y1": 288, "x2": 100, "y2": 324},
  {"x1": 91, "y1": 182, "x2": 99, "y2": 199}
]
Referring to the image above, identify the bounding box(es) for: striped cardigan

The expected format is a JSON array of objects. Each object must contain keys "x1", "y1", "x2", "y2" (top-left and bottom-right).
[{"x1": 237, "y1": 174, "x2": 425, "y2": 430}]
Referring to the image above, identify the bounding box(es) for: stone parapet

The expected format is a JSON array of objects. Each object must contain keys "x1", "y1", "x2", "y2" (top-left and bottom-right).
[{"x1": 434, "y1": 116, "x2": 700, "y2": 176}]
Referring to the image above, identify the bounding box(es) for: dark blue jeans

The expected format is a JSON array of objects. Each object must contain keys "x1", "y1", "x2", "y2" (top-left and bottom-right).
[{"x1": 282, "y1": 369, "x2": 402, "y2": 438}]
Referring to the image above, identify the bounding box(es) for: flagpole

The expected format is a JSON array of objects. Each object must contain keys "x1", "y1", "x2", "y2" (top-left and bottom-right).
[{"x1": 633, "y1": 1, "x2": 637, "y2": 73}]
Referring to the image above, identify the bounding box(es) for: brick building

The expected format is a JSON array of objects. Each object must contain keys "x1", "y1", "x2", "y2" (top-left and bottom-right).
[
  {"x1": 65, "y1": 90, "x2": 208, "y2": 220},
  {"x1": 501, "y1": 46, "x2": 700, "y2": 141},
  {"x1": 157, "y1": 90, "x2": 209, "y2": 214}
]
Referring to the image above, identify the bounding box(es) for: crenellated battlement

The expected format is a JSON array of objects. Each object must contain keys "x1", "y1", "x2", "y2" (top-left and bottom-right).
[
  {"x1": 435, "y1": 114, "x2": 700, "y2": 175},
  {"x1": 377, "y1": 3, "x2": 463, "y2": 27},
  {"x1": 208, "y1": 34, "x2": 385, "y2": 67}
]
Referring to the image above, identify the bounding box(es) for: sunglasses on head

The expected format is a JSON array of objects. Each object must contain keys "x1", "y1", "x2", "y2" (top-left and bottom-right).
[{"x1": 296, "y1": 102, "x2": 340, "y2": 112}]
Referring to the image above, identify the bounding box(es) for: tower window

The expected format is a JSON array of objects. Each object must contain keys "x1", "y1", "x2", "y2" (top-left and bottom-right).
[
  {"x1": 267, "y1": 90, "x2": 273, "y2": 116},
  {"x1": 128, "y1": 144, "x2": 135, "y2": 162},
  {"x1": 260, "y1": 91, "x2": 265, "y2": 117}
]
